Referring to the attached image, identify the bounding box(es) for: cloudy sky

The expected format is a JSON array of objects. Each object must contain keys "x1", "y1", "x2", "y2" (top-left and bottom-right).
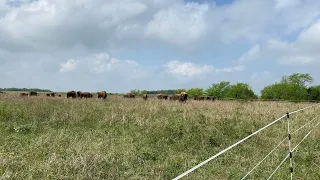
[{"x1": 1, "y1": 0, "x2": 320, "y2": 94}]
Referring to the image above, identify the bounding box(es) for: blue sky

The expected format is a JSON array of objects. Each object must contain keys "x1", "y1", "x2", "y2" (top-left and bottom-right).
[{"x1": 1, "y1": 0, "x2": 320, "y2": 94}]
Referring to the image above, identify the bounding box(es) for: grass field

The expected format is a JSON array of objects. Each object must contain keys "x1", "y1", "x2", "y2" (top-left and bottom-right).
[{"x1": 0, "y1": 93, "x2": 319, "y2": 179}]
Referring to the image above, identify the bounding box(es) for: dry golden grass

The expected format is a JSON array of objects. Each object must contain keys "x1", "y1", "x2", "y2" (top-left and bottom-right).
[{"x1": 0, "y1": 93, "x2": 319, "y2": 179}]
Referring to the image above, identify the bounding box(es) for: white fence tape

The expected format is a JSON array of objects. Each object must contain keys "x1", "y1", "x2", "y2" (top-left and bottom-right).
[{"x1": 172, "y1": 104, "x2": 317, "y2": 180}]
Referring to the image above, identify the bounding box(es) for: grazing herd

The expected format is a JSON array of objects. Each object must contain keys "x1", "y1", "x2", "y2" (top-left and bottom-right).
[
  {"x1": 66, "y1": 91, "x2": 106, "y2": 99},
  {"x1": 17, "y1": 90, "x2": 215, "y2": 103}
]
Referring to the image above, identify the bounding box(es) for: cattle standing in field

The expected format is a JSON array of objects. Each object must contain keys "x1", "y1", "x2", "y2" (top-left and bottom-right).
[
  {"x1": 50, "y1": 93, "x2": 55, "y2": 97},
  {"x1": 124, "y1": 93, "x2": 135, "y2": 98},
  {"x1": 143, "y1": 94, "x2": 148, "y2": 100},
  {"x1": 179, "y1": 92, "x2": 188, "y2": 102},
  {"x1": 205, "y1": 96, "x2": 215, "y2": 101},
  {"x1": 97, "y1": 91, "x2": 107, "y2": 99},
  {"x1": 194, "y1": 96, "x2": 205, "y2": 101},
  {"x1": 170, "y1": 94, "x2": 180, "y2": 101},
  {"x1": 20, "y1": 93, "x2": 28, "y2": 97},
  {"x1": 29, "y1": 91, "x2": 37, "y2": 96},
  {"x1": 77, "y1": 91, "x2": 82, "y2": 98},
  {"x1": 80, "y1": 92, "x2": 90, "y2": 98},
  {"x1": 157, "y1": 94, "x2": 168, "y2": 100},
  {"x1": 46, "y1": 93, "x2": 50, "y2": 97},
  {"x1": 67, "y1": 91, "x2": 77, "y2": 98},
  {"x1": 58, "y1": 95, "x2": 61, "y2": 97}
]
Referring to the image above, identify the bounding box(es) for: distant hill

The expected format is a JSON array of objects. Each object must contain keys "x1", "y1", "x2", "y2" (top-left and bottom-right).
[{"x1": 0, "y1": 88, "x2": 52, "y2": 92}]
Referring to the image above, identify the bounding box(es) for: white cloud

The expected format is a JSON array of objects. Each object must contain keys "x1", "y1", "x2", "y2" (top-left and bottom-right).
[
  {"x1": 215, "y1": 65, "x2": 246, "y2": 73},
  {"x1": 164, "y1": 60, "x2": 245, "y2": 77},
  {"x1": 60, "y1": 59, "x2": 79, "y2": 73},
  {"x1": 145, "y1": 2, "x2": 209, "y2": 46},
  {"x1": 275, "y1": 0, "x2": 301, "y2": 9},
  {"x1": 165, "y1": 60, "x2": 214, "y2": 77},
  {"x1": 251, "y1": 19, "x2": 320, "y2": 66},
  {"x1": 238, "y1": 44, "x2": 261, "y2": 63}
]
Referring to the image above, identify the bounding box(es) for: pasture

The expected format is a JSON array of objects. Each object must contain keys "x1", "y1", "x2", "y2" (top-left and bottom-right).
[{"x1": 0, "y1": 93, "x2": 319, "y2": 179}]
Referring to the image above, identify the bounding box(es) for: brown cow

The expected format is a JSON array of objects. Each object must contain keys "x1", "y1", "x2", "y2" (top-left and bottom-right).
[
  {"x1": 58, "y1": 94, "x2": 61, "y2": 97},
  {"x1": 157, "y1": 94, "x2": 168, "y2": 100},
  {"x1": 20, "y1": 93, "x2": 28, "y2": 97},
  {"x1": 46, "y1": 93, "x2": 50, "y2": 97},
  {"x1": 67, "y1": 91, "x2": 77, "y2": 98},
  {"x1": 142, "y1": 94, "x2": 148, "y2": 100},
  {"x1": 97, "y1": 91, "x2": 107, "y2": 99},
  {"x1": 77, "y1": 91, "x2": 82, "y2": 98},
  {"x1": 81, "y1": 92, "x2": 90, "y2": 98},
  {"x1": 179, "y1": 92, "x2": 188, "y2": 102},
  {"x1": 29, "y1": 91, "x2": 37, "y2": 96},
  {"x1": 124, "y1": 93, "x2": 135, "y2": 98},
  {"x1": 170, "y1": 94, "x2": 180, "y2": 101},
  {"x1": 50, "y1": 92, "x2": 55, "y2": 97},
  {"x1": 194, "y1": 96, "x2": 205, "y2": 101}
]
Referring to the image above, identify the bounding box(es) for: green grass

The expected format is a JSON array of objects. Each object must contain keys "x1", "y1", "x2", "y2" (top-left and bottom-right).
[{"x1": 0, "y1": 93, "x2": 319, "y2": 179}]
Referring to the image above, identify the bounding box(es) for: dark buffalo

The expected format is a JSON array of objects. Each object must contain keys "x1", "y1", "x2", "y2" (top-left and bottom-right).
[
  {"x1": 58, "y1": 95, "x2": 61, "y2": 97},
  {"x1": 80, "y1": 92, "x2": 90, "y2": 98},
  {"x1": 170, "y1": 94, "x2": 180, "y2": 101},
  {"x1": 77, "y1": 91, "x2": 82, "y2": 98},
  {"x1": 20, "y1": 93, "x2": 28, "y2": 97},
  {"x1": 179, "y1": 92, "x2": 188, "y2": 102},
  {"x1": 97, "y1": 91, "x2": 107, "y2": 99},
  {"x1": 124, "y1": 93, "x2": 135, "y2": 98},
  {"x1": 142, "y1": 94, "x2": 148, "y2": 100},
  {"x1": 157, "y1": 94, "x2": 168, "y2": 100},
  {"x1": 46, "y1": 93, "x2": 50, "y2": 97},
  {"x1": 194, "y1": 96, "x2": 205, "y2": 101},
  {"x1": 67, "y1": 91, "x2": 77, "y2": 98},
  {"x1": 50, "y1": 93, "x2": 55, "y2": 97},
  {"x1": 29, "y1": 91, "x2": 37, "y2": 96}
]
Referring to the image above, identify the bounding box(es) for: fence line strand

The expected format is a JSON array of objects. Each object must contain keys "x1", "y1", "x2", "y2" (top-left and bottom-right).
[
  {"x1": 292, "y1": 116, "x2": 318, "y2": 134},
  {"x1": 267, "y1": 153, "x2": 290, "y2": 180},
  {"x1": 292, "y1": 120, "x2": 320, "y2": 152},
  {"x1": 240, "y1": 137, "x2": 287, "y2": 180},
  {"x1": 289, "y1": 105, "x2": 316, "y2": 115},
  {"x1": 266, "y1": 119, "x2": 320, "y2": 179},
  {"x1": 172, "y1": 104, "x2": 316, "y2": 180},
  {"x1": 241, "y1": 115, "x2": 318, "y2": 179}
]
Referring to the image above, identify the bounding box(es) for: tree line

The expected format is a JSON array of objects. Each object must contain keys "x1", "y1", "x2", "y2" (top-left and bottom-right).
[
  {"x1": 0, "y1": 88, "x2": 52, "y2": 92},
  {"x1": 131, "y1": 73, "x2": 320, "y2": 102}
]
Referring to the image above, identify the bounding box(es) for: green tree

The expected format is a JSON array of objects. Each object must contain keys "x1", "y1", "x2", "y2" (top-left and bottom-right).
[
  {"x1": 281, "y1": 73, "x2": 313, "y2": 87},
  {"x1": 141, "y1": 90, "x2": 147, "y2": 95},
  {"x1": 307, "y1": 86, "x2": 320, "y2": 101},
  {"x1": 206, "y1": 81, "x2": 231, "y2": 99},
  {"x1": 226, "y1": 83, "x2": 257, "y2": 99},
  {"x1": 261, "y1": 73, "x2": 313, "y2": 101},
  {"x1": 175, "y1": 89, "x2": 186, "y2": 94},
  {"x1": 130, "y1": 89, "x2": 140, "y2": 96},
  {"x1": 261, "y1": 83, "x2": 287, "y2": 99},
  {"x1": 186, "y1": 88, "x2": 204, "y2": 98}
]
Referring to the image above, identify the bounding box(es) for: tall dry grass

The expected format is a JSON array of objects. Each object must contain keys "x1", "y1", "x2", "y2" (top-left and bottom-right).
[{"x1": 0, "y1": 93, "x2": 319, "y2": 179}]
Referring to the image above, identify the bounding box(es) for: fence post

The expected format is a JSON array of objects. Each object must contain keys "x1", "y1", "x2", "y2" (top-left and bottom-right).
[{"x1": 287, "y1": 112, "x2": 293, "y2": 180}]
